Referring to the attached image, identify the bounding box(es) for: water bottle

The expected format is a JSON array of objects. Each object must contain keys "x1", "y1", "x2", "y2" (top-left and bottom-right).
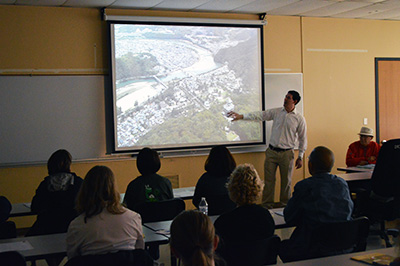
[{"x1": 199, "y1": 197, "x2": 208, "y2": 215}]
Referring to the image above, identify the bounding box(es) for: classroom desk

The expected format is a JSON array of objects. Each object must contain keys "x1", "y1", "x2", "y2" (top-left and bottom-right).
[
  {"x1": 282, "y1": 247, "x2": 396, "y2": 266},
  {"x1": 143, "y1": 208, "x2": 289, "y2": 234},
  {"x1": 0, "y1": 226, "x2": 168, "y2": 262},
  {"x1": 11, "y1": 186, "x2": 196, "y2": 218},
  {"x1": 337, "y1": 172, "x2": 372, "y2": 182},
  {"x1": 172, "y1": 186, "x2": 195, "y2": 200},
  {"x1": 10, "y1": 203, "x2": 33, "y2": 217},
  {"x1": 337, "y1": 166, "x2": 374, "y2": 173}
]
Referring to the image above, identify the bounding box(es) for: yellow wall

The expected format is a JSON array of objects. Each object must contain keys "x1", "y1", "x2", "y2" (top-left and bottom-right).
[{"x1": 1, "y1": 5, "x2": 400, "y2": 228}]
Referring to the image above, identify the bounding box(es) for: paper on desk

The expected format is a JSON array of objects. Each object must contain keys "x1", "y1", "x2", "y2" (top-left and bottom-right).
[
  {"x1": 0, "y1": 241, "x2": 33, "y2": 252},
  {"x1": 356, "y1": 164, "x2": 375, "y2": 169},
  {"x1": 156, "y1": 229, "x2": 170, "y2": 237}
]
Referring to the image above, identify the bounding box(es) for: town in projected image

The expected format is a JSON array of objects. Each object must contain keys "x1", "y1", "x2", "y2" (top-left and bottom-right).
[{"x1": 111, "y1": 23, "x2": 264, "y2": 151}]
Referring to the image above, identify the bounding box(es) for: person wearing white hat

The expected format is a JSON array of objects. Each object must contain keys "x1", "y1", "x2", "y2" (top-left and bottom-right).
[{"x1": 346, "y1": 126, "x2": 381, "y2": 167}]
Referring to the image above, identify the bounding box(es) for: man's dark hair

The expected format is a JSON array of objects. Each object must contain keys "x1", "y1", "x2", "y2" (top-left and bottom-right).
[
  {"x1": 309, "y1": 146, "x2": 335, "y2": 173},
  {"x1": 47, "y1": 149, "x2": 72, "y2": 175},
  {"x1": 136, "y1": 147, "x2": 161, "y2": 175},
  {"x1": 288, "y1": 90, "x2": 301, "y2": 105}
]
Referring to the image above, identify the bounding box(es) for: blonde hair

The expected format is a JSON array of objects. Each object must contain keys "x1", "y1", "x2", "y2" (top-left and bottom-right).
[
  {"x1": 170, "y1": 210, "x2": 215, "y2": 266},
  {"x1": 76, "y1": 166, "x2": 124, "y2": 222},
  {"x1": 227, "y1": 163, "x2": 264, "y2": 206}
]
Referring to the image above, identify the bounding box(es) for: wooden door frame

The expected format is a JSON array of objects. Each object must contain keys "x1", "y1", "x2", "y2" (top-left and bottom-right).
[{"x1": 375, "y1": 57, "x2": 400, "y2": 143}]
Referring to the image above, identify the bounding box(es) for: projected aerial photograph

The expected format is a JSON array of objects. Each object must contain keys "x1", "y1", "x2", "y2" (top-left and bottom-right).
[{"x1": 113, "y1": 24, "x2": 263, "y2": 149}]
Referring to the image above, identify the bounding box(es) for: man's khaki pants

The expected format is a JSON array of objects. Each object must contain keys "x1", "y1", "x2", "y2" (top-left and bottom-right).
[{"x1": 262, "y1": 148, "x2": 295, "y2": 206}]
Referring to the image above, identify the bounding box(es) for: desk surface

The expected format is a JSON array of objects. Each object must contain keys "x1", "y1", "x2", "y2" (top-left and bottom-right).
[
  {"x1": 282, "y1": 247, "x2": 396, "y2": 266},
  {"x1": 144, "y1": 208, "x2": 289, "y2": 233},
  {"x1": 173, "y1": 187, "x2": 195, "y2": 200},
  {"x1": 0, "y1": 226, "x2": 168, "y2": 261},
  {"x1": 337, "y1": 166, "x2": 374, "y2": 173},
  {"x1": 10, "y1": 203, "x2": 32, "y2": 217},
  {"x1": 337, "y1": 171, "x2": 372, "y2": 182},
  {"x1": 11, "y1": 187, "x2": 196, "y2": 218}
]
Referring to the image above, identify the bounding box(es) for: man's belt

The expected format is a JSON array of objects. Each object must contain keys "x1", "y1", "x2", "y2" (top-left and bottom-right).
[{"x1": 269, "y1": 144, "x2": 292, "y2": 152}]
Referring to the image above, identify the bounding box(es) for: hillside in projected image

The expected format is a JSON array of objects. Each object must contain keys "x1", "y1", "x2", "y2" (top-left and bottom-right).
[{"x1": 112, "y1": 24, "x2": 263, "y2": 149}]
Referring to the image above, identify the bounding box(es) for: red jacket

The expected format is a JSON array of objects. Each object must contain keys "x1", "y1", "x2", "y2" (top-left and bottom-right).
[{"x1": 346, "y1": 141, "x2": 380, "y2": 167}]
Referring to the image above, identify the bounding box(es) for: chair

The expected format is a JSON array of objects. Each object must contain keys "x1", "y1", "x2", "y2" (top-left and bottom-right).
[
  {"x1": 0, "y1": 251, "x2": 26, "y2": 266},
  {"x1": 133, "y1": 198, "x2": 185, "y2": 265},
  {"x1": 308, "y1": 216, "x2": 370, "y2": 259},
  {"x1": 0, "y1": 221, "x2": 17, "y2": 239},
  {"x1": 65, "y1": 249, "x2": 153, "y2": 266},
  {"x1": 217, "y1": 235, "x2": 281, "y2": 266},
  {"x1": 362, "y1": 139, "x2": 400, "y2": 247},
  {"x1": 132, "y1": 198, "x2": 186, "y2": 223},
  {"x1": 202, "y1": 194, "x2": 236, "y2": 216}
]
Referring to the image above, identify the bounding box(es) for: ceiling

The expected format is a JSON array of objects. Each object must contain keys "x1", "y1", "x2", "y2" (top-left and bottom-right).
[{"x1": 1, "y1": 0, "x2": 400, "y2": 21}]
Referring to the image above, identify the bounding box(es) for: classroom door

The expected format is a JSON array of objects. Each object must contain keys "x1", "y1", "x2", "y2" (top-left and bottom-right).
[{"x1": 375, "y1": 58, "x2": 400, "y2": 143}]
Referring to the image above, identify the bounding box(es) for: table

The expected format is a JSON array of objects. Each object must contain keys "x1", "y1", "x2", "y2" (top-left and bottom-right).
[
  {"x1": 173, "y1": 187, "x2": 195, "y2": 200},
  {"x1": 282, "y1": 247, "x2": 396, "y2": 266},
  {"x1": 143, "y1": 208, "x2": 290, "y2": 234},
  {"x1": 337, "y1": 172, "x2": 372, "y2": 182},
  {"x1": 11, "y1": 186, "x2": 196, "y2": 218},
  {"x1": 0, "y1": 226, "x2": 168, "y2": 262},
  {"x1": 10, "y1": 203, "x2": 33, "y2": 217},
  {"x1": 337, "y1": 166, "x2": 374, "y2": 173}
]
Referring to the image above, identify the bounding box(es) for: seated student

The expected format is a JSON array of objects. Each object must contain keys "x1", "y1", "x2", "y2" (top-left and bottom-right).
[
  {"x1": 346, "y1": 126, "x2": 380, "y2": 167},
  {"x1": 123, "y1": 147, "x2": 173, "y2": 211},
  {"x1": 0, "y1": 196, "x2": 11, "y2": 223},
  {"x1": 214, "y1": 164, "x2": 275, "y2": 243},
  {"x1": 192, "y1": 145, "x2": 236, "y2": 213},
  {"x1": 66, "y1": 166, "x2": 144, "y2": 260},
  {"x1": 170, "y1": 210, "x2": 223, "y2": 266},
  {"x1": 280, "y1": 146, "x2": 354, "y2": 262},
  {"x1": 27, "y1": 149, "x2": 83, "y2": 236}
]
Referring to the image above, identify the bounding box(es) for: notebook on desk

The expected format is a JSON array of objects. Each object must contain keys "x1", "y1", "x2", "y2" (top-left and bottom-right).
[{"x1": 351, "y1": 253, "x2": 395, "y2": 265}]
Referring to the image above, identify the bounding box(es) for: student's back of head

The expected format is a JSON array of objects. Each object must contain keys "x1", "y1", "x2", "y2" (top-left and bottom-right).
[
  {"x1": 170, "y1": 210, "x2": 218, "y2": 266},
  {"x1": 205, "y1": 145, "x2": 236, "y2": 177},
  {"x1": 47, "y1": 149, "x2": 72, "y2": 175},
  {"x1": 136, "y1": 148, "x2": 161, "y2": 176},
  {"x1": 76, "y1": 166, "x2": 124, "y2": 222}
]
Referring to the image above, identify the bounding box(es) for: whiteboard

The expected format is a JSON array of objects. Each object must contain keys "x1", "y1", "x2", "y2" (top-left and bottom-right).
[
  {"x1": 264, "y1": 73, "x2": 304, "y2": 148},
  {"x1": 0, "y1": 74, "x2": 303, "y2": 166},
  {"x1": 0, "y1": 76, "x2": 108, "y2": 165}
]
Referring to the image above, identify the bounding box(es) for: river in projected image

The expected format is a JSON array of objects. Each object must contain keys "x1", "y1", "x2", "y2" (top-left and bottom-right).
[{"x1": 112, "y1": 24, "x2": 263, "y2": 149}]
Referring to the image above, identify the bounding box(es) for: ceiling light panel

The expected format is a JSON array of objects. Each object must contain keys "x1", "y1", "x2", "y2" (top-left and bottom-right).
[
  {"x1": 362, "y1": 7, "x2": 400, "y2": 19},
  {"x1": 63, "y1": 0, "x2": 115, "y2": 7},
  {"x1": 268, "y1": 0, "x2": 337, "y2": 15},
  {"x1": 331, "y1": 2, "x2": 396, "y2": 17},
  {"x1": 15, "y1": 0, "x2": 65, "y2": 5},
  {"x1": 194, "y1": 0, "x2": 255, "y2": 12},
  {"x1": 154, "y1": 0, "x2": 210, "y2": 10},
  {"x1": 232, "y1": 0, "x2": 300, "y2": 13},
  {"x1": 301, "y1": 1, "x2": 370, "y2": 16},
  {"x1": 109, "y1": 0, "x2": 163, "y2": 8}
]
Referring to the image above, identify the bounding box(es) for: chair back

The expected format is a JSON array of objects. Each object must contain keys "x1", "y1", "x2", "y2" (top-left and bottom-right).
[
  {"x1": 371, "y1": 138, "x2": 400, "y2": 198},
  {"x1": 0, "y1": 221, "x2": 16, "y2": 239},
  {"x1": 0, "y1": 251, "x2": 26, "y2": 266},
  {"x1": 65, "y1": 249, "x2": 153, "y2": 266},
  {"x1": 204, "y1": 194, "x2": 236, "y2": 216},
  {"x1": 218, "y1": 235, "x2": 280, "y2": 266},
  {"x1": 310, "y1": 216, "x2": 370, "y2": 258},
  {"x1": 133, "y1": 198, "x2": 185, "y2": 223}
]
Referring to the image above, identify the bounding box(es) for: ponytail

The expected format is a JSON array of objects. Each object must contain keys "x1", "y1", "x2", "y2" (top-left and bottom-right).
[{"x1": 191, "y1": 246, "x2": 213, "y2": 266}]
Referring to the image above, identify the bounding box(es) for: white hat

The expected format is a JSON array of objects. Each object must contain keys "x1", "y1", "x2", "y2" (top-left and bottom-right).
[{"x1": 358, "y1": 127, "x2": 374, "y2": 137}]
